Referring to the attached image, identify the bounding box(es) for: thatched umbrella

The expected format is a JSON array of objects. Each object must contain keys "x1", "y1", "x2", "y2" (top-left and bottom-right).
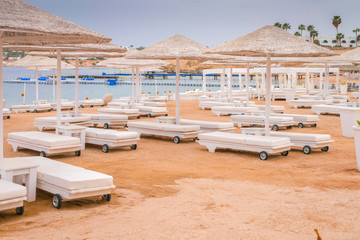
[
  {"x1": 0, "y1": 0, "x2": 112, "y2": 159},
  {"x1": 127, "y1": 34, "x2": 222, "y2": 124},
  {"x1": 206, "y1": 25, "x2": 337, "y2": 136}
]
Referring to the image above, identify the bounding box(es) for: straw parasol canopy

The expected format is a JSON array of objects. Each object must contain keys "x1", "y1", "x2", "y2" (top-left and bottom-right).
[
  {"x1": 0, "y1": 0, "x2": 111, "y2": 45},
  {"x1": 206, "y1": 25, "x2": 337, "y2": 57},
  {"x1": 28, "y1": 51, "x2": 125, "y2": 58},
  {"x1": 7, "y1": 55, "x2": 74, "y2": 69},
  {"x1": 98, "y1": 58, "x2": 168, "y2": 68}
]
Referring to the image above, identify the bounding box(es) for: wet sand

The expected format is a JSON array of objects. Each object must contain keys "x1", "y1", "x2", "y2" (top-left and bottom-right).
[{"x1": 0, "y1": 98, "x2": 360, "y2": 240}]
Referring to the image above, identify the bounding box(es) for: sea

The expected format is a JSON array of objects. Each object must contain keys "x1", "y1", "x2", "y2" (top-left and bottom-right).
[{"x1": 2, "y1": 67, "x2": 228, "y2": 107}]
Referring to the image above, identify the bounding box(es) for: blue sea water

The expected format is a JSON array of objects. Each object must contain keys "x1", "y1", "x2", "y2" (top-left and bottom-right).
[{"x1": 3, "y1": 67, "x2": 225, "y2": 107}]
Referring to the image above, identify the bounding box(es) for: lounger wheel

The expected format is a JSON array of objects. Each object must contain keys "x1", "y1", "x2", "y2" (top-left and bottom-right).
[
  {"x1": 193, "y1": 137, "x2": 199, "y2": 141},
  {"x1": 124, "y1": 124, "x2": 128, "y2": 128},
  {"x1": 147, "y1": 114, "x2": 152, "y2": 118},
  {"x1": 303, "y1": 145, "x2": 311, "y2": 154},
  {"x1": 287, "y1": 126, "x2": 292, "y2": 129},
  {"x1": 80, "y1": 105, "x2": 84, "y2": 108},
  {"x1": 259, "y1": 151, "x2": 268, "y2": 161},
  {"x1": 102, "y1": 144, "x2": 109, "y2": 153},
  {"x1": 272, "y1": 125, "x2": 279, "y2": 131},
  {"x1": 137, "y1": 116, "x2": 140, "y2": 119},
  {"x1": 75, "y1": 150, "x2": 81, "y2": 156},
  {"x1": 53, "y1": 194, "x2": 63, "y2": 209},
  {"x1": 93, "y1": 124, "x2": 98, "y2": 127},
  {"x1": 15, "y1": 206, "x2": 24, "y2": 215},
  {"x1": 131, "y1": 144, "x2": 137, "y2": 150},
  {"x1": 34, "y1": 109, "x2": 38, "y2": 113},
  {"x1": 165, "y1": 114, "x2": 168, "y2": 116},
  {"x1": 281, "y1": 151, "x2": 289, "y2": 156},
  {"x1": 298, "y1": 123, "x2": 304, "y2": 128},
  {"x1": 103, "y1": 123, "x2": 109, "y2": 129},
  {"x1": 48, "y1": 109, "x2": 52, "y2": 112},
  {"x1": 90, "y1": 105, "x2": 94, "y2": 108},
  {"x1": 7, "y1": 116, "x2": 10, "y2": 119},
  {"x1": 321, "y1": 146, "x2": 329, "y2": 152},
  {"x1": 102, "y1": 194, "x2": 111, "y2": 201},
  {"x1": 173, "y1": 136, "x2": 180, "y2": 144},
  {"x1": 40, "y1": 151, "x2": 46, "y2": 157}
]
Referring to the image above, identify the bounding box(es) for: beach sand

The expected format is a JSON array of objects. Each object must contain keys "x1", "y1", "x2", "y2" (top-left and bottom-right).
[{"x1": 0, "y1": 98, "x2": 360, "y2": 239}]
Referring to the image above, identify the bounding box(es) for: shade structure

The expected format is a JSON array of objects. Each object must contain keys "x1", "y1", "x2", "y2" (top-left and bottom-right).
[
  {"x1": 28, "y1": 51, "x2": 125, "y2": 58},
  {"x1": 0, "y1": 0, "x2": 112, "y2": 160},
  {"x1": 206, "y1": 25, "x2": 338, "y2": 136},
  {"x1": 0, "y1": 0, "x2": 111, "y2": 45},
  {"x1": 128, "y1": 34, "x2": 225, "y2": 124}
]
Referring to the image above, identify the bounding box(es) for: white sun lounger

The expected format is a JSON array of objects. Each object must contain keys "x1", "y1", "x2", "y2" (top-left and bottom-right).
[
  {"x1": 107, "y1": 102, "x2": 143, "y2": 109},
  {"x1": 3, "y1": 108, "x2": 10, "y2": 119},
  {"x1": 98, "y1": 108, "x2": 140, "y2": 119},
  {"x1": 272, "y1": 113, "x2": 319, "y2": 128},
  {"x1": 211, "y1": 106, "x2": 259, "y2": 116},
  {"x1": 0, "y1": 180, "x2": 27, "y2": 215},
  {"x1": 50, "y1": 100, "x2": 75, "y2": 110},
  {"x1": 197, "y1": 132, "x2": 292, "y2": 160},
  {"x1": 84, "y1": 114, "x2": 128, "y2": 129},
  {"x1": 15, "y1": 156, "x2": 115, "y2": 209},
  {"x1": 85, "y1": 128, "x2": 139, "y2": 153},
  {"x1": 7, "y1": 131, "x2": 81, "y2": 157},
  {"x1": 269, "y1": 132, "x2": 333, "y2": 154},
  {"x1": 79, "y1": 98, "x2": 104, "y2": 108},
  {"x1": 33, "y1": 115, "x2": 92, "y2": 131},
  {"x1": 311, "y1": 104, "x2": 345, "y2": 115},
  {"x1": 256, "y1": 105, "x2": 285, "y2": 113},
  {"x1": 10, "y1": 103, "x2": 52, "y2": 113},
  {"x1": 199, "y1": 101, "x2": 233, "y2": 110},
  {"x1": 143, "y1": 101, "x2": 166, "y2": 107},
  {"x1": 230, "y1": 115, "x2": 294, "y2": 131},
  {"x1": 146, "y1": 96, "x2": 167, "y2": 102},
  {"x1": 138, "y1": 106, "x2": 168, "y2": 117},
  {"x1": 180, "y1": 119, "x2": 235, "y2": 133},
  {"x1": 127, "y1": 121, "x2": 200, "y2": 143},
  {"x1": 289, "y1": 99, "x2": 332, "y2": 108}
]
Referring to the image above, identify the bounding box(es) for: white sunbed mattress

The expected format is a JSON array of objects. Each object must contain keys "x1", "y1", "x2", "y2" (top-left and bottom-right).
[
  {"x1": 85, "y1": 128, "x2": 139, "y2": 140},
  {"x1": 8, "y1": 131, "x2": 80, "y2": 148},
  {"x1": 0, "y1": 179, "x2": 27, "y2": 201},
  {"x1": 180, "y1": 119, "x2": 234, "y2": 129},
  {"x1": 86, "y1": 114, "x2": 128, "y2": 121},
  {"x1": 127, "y1": 121, "x2": 200, "y2": 132},
  {"x1": 199, "y1": 132, "x2": 291, "y2": 148},
  {"x1": 34, "y1": 116, "x2": 91, "y2": 124},
  {"x1": 269, "y1": 132, "x2": 331, "y2": 142},
  {"x1": 98, "y1": 108, "x2": 140, "y2": 114}
]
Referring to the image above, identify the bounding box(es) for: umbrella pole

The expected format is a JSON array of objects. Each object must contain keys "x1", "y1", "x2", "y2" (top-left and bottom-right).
[
  {"x1": 229, "y1": 65, "x2": 233, "y2": 102},
  {"x1": 136, "y1": 67, "x2": 139, "y2": 103},
  {"x1": 265, "y1": 54, "x2": 271, "y2": 137},
  {"x1": 23, "y1": 82, "x2": 26, "y2": 105},
  {"x1": 176, "y1": 57, "x2": 180, "y2": 124},
  {"x1": 325, "y1": 63, "x2": 329, "y2": 98},
  {"x1": 35, "y1": 66, "x2": 39, "y2": 101},
  {"x1": 75, "y1": 56, "x2": 79, "y2": 117},
  {"x1": 56, "y1": 49, "x2": 62, "y2": 133},
  {"x1": 202, "y1": 72, "x2": 206, "y2": 94},
  {"x1": 221, "y1": 66, "x2": 225, "y2": 97},
  {"x1": 52, "y1": 69, "x2": 55, "y2": 102},
  {"x1": 0, "y1": 37, "x2": 3, "y2": 159},
  {"x1": 131, "y1": 66, "x2": 135, "y2": 108},
  {"x1": 246, "y1": 63, "x2": 250, "y2": 107},
  {"x1": 358, "y1": 66, "x2": 360, "y2": 107}
]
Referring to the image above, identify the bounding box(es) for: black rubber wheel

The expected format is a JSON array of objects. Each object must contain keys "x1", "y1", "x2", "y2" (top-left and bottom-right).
[
  {"x1": 40, "y1": 151, "x2": 46, "y2": 157},
  {"x1": 124, "y1": 124, "x2": 128, "y2": 128},
  {"x1": 53, "y1": 194, "x2": 62, "y2": 209},
  {"x1": 313, "y1": 123, "x2": 317, "y2": 127},
  {"x1": 131, "y1": 144, "x2": 137, "y2": 150},
  {"x1": 173, "y1": 136, "x2": 180, "y2": 144},
  {"x1": 75, "y1": 150, "x2": 81, "y2": 156},
  {"x1": 15, "y1": 206, "x2": 24, "y2": 215},
  {"x1": 7, "y1": 116, "x2": 10, "y2": 119},
  {"x1": 104, "y1": 123, "x2": 109, "y2": 129},
  {"x1": 90, "y1": 105, "x2": 94, "y2": 108},
  {"x1": 136, "y1": 116, "x2": 140, "y2": 119},
  {"x1": 147, "y1": 113, "x2": 152, "y2": 118},
  {"x1": 298, "y1": 123, "x2": 304, "y2": 128},
  {"x1": 303, "y1": 145, "x2": 311, "y2": 154},
  {"x1": 259, "y1": 151, "x2": 268, "y2": 160},
  {"x1": 193, "y1": 137, "x2": 199, "y2": 141},
  {"x1": 288, "y1": 126, "x2": 293, "y2": 129},
  {"x1": 70, "y1": 108, "x2": 73, "y2": 110},
  {"x1": 281, "y1": 151, "x2": 289, "y2": 156},
  {"x1": 165, "y1": 114, "x2": 168, "y2": 116},
  {"x1": 80, "y1": 105, "x2": 84, "y2": 108},
  {"x1": 272, "y1": 125, "x2": 279, "y2": 131},
  {"x1": 321, "y1": 146, "x2": 329, "y2": 152},
  {"x1": 102, "y1": 144, "x2": 109, "y2": 153},
  {"x1": 34, "y1": 109, "x2": 38, "y2": 113},
  {"x1": 102, "y1": 194, "x2": 111, "y2": 201}
]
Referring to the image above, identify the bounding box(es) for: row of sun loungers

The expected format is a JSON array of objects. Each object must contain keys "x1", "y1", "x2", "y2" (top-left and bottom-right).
[
  {"x1": 85, "y1": 114, "x2": 128, "y2": 129},
  {"x1": 212, "y1": 106, "x2": 259, "y2": 116},
  {"x1": 230, "y1": 115, "x2": 294, "y2": 131},
  {"x1": 10, "y1": 103, "x2": 52, "y2": 113},
  {"x1": 98, "y1": 108, "x2": 140, "y2": 119},
  {"x1": 180, "y1": 119, "x2": 235, "y2": 133}
]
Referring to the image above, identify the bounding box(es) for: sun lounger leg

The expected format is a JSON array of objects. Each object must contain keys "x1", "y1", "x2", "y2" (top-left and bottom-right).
[{"x1": 206, "y1": 145, "x2": 216, "y2": 153}]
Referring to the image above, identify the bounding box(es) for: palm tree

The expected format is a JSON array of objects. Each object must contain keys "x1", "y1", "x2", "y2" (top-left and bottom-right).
[
  {"x1": 282, "y1": 23, "x2": 291, "y2": 32},
  {"x1": 294, "y1": 31, "x2": 301, "y2": 36},
  {"x1": 353, "y1": 28, "x2": 360, "y2": 47},
  {"x1": 298, "y1": 24, "x2": 306, "y2": 36},
  {"x1": 310, "y1": 30, "x2": 318, "y2": 43},
  {"x1": 336, "y1": 33, "x2": 345, "y2": 47},
  {"x1": 332, "y1": 16, "x2": 342, "y2": 45},
  {"x1": 274, "y1": 22, "x2": 282, "y2": 28},
  {"x1": 307, "y1": 25, "x2": 315, "y2": 42}
]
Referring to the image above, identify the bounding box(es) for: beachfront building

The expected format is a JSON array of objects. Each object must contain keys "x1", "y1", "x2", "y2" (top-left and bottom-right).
[{"x1": 302, "y1": 36, "x2": 358, "y2": 47}]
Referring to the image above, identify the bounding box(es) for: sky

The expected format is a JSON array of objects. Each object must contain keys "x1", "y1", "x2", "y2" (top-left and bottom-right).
[{"x1": 25, "y1": 0, "x2": 360, "y2": 48}]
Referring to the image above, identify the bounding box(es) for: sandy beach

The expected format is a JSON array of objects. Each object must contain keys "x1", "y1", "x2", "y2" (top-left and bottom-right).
[{"x1": 0, "y1": 98, "x2": 360, "y2": 240}]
